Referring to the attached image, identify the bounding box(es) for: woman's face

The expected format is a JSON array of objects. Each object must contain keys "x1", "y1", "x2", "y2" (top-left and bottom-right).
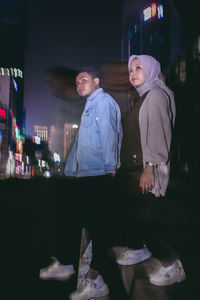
[{"x1": 129, "y1": 58, "x2": 146, "y2": 88}]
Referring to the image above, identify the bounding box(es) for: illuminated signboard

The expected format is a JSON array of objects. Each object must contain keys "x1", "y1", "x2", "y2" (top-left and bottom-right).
[
  {"x1": 0, "y1": 67, "x2": 23, "y2": 78},
  {"x1": 32, "y1": 136, "x2": 41, "y2": 144},
  {"x1": 151, "y1": 3, "x2": 157, "y2": 17},
  {"x1": 157, "y1": 4, "x2": 163, "y2": 19},
  {"x1": 16, "y1": 139, "x2": 23, "y2": 154},
  {"x1": 15, "y1": 153, "x2": 22, "y2": 162},
  {"x1": 143, "y1": 3, "x2": 164, "y2": 21},
  {"x1": 0, "y1": 109, "x2": 6, "y2": 118},
  {"x1": 15, "y1": 125, "x2": 20, "y2": 139}
]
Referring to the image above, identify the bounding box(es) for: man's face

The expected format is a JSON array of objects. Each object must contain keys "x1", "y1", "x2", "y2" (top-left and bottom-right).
[{"x1": 75, "y1": 72, "x2": 99, "y2": 97}]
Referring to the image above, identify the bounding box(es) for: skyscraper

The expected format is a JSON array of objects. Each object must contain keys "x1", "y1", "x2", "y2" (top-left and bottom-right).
[{"x1": 122, "y1": 0, "x2": 180, "y2": 68}]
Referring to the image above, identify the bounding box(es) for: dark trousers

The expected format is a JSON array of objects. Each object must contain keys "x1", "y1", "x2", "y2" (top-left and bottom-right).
[
  {"x1": 55, "y1": 178, "x2": 83, "y2": 271},
  {"x1": 78, "y1": 175, "x2": 114, "y2": 271},
  {"x1": 79, "y1": 175, "x2": 129, "y2": 300},
  {"x1": 113, "y1": 171, "x2": 178, "y2": 262},
  {"x1": 56, "y1": 175, "x2": 118, "y2": 270}
]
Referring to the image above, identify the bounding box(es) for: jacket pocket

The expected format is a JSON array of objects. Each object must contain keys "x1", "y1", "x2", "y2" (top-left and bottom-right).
[
  {"x1": 85, "y1": 146, "x2": 101, "y2": 156},
  {"x1": 83, "y1": 108, "x2": 93, "y2": 128}
]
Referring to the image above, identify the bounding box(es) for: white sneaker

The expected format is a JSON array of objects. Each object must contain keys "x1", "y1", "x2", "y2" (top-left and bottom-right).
[
  {"x1": 116, "y1": 244, "x2": 152, "y2": 265},
  {"x1": 69, "y1": 274, "x2": 109, "y2": 300},
  {"x1": 149, "y1": 259, "x2": 186, "y2": 286},
  {"x1": 39, "y1": 257, "x2": 75, "y2": 281}
]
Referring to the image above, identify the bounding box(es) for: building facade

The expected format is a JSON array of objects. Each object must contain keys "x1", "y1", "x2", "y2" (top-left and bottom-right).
[
  {"x1": 63, "y1": 123, "x2": 78, "y2": 162},
  {"x1": 122, "y1": 0, "x2": 180, "y2": 68},
  {"x1": 34, "y1": 125, "x2": 49, "y2": 142},
  {"x1": 0, "y1": 74, "x2": 17, "y2": 176}
]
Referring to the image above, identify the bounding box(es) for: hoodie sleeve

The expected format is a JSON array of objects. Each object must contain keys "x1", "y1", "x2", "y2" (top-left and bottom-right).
[{"x1": 140, "y1": 88, "x2": 174, "y2": 166}]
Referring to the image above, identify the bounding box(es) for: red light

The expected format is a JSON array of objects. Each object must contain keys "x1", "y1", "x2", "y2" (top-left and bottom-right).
[
  {"x1": 0, "y1": 109, "x2": 6, "y2": 118},
  {"x1": 151, "y1": 3, "x2": 157, "y2": 18}
]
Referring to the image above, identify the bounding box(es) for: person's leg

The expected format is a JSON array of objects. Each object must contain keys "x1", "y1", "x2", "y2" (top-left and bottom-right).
[
  {"x1": 70, "y1": 175, "x2": 129, "y2": 300},
  {"x1": 114, "y1": 171, "x2": 177, "y2": 260},
  {"x1": 135, "y1": 189, "x2": 186, "y2": 286},
  {"x1": 110, "y1": 172, "x2": 152, "y2": 266},
  {"x1": 56, "y1": 178, "x2": 83, "y2": 268},
  {"x1": 135, "y1": 192, "x2": 180, "y2": 263},
  {"x1": 92, "y1": 176, "x2": 130, "y2": 300},
  {"x1": 114, "y1": 171, "x2": 186, "y2": 286},
  {"x1": 40, "y1": 178, "x2": 83, "y2": 281},
  {"x1": 113, "y1": 172, "x2": 147, "y2": 248},
  {"x1": 88, "y1": 176, "x2": 112, "y2": 270}
]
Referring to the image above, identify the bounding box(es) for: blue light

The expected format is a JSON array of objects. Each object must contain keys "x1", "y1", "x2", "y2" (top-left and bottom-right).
[
  {"x1": 13, "y1": 79, "x2": 18, "y2": 91},
  {"x1": 157, "y1": 5, "x2": 164, "y2": 19}
]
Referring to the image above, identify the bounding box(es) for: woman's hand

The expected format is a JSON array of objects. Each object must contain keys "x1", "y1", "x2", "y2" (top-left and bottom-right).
[{"x1": 140, "y1": 164, "x2": 155, "y2": 194}]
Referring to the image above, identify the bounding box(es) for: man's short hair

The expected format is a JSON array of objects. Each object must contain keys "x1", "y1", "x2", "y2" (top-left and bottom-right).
[{"x1": 76, "y1": 67, "x2": 101, "y2": 80}]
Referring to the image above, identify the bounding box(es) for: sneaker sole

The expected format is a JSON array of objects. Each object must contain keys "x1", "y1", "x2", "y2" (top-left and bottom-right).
[
  {"x1": 40, "y1": 273, "x2": 75, "y2": 281},
  {"x1": 117, "y1": 250, "x2": 152, "y2": 266},
  {"x1": 70, "y1": 287, "x2": 109, "y2": 300},
  {"x1": 149, "y1": 272, "x2": 186, "y2": 287}
]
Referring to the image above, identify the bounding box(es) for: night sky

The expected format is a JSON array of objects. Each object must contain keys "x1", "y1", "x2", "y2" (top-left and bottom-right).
[
  {"x1": 23, "y1": 0, "x2": 124, "y2": 136},
  {"x1": 1, "y1": 0, "x2": 200, "y2": 137}
]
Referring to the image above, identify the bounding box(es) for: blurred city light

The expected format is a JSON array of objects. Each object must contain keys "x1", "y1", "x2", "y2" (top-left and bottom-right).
[
  {"x1": 44, "y1": 170, "x2": 51, "y2": 178},
  {"x1": 53, "y1": 152, "x2": 60, "y2": 163},
  {"x1": 143, "y1": 3, "x2": 164, "y2": 21}
]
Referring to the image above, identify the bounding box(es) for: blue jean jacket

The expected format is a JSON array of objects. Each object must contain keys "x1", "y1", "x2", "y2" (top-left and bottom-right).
[{"x1": 65, "y1": 88, "x2": 122, "y2": 177}]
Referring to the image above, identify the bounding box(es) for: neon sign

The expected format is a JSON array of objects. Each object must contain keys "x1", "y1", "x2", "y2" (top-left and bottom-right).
[
  {"x1": 151, "y1": 3, "x2": 157, "y2": 17},
  {"x1": 15, "y1": 125, "x2": 20, "y2": 139},
  {"x1": 157, "y1": 4, "x2": 164, "y2": 19},
  {"x1": 0, "y1": 109, "x2": 6, "y2": 118},
  {"x1": 143, "y1": 3, "x2": 164, "y2": 21}
]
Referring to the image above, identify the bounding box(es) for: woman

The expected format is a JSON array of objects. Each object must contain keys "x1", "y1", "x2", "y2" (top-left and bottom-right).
[{"x1": 114, "y1": 54, "x2": 186, "y2": 287}]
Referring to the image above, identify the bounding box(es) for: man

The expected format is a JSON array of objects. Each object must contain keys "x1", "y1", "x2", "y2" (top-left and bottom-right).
[
  {"x1": 40, "y1": 67, "x2": 123, "y2": 299},
  {"x1": 65, "y1": 67, "x2": 122, "y2": 177},
  {"x1": 65, "y1": 67, "x2": 122, "y2": 300}
]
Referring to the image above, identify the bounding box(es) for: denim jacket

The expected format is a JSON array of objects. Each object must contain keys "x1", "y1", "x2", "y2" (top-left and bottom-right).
[{"x1": 65, "y1": 88, "x2": 122, "y2": 177}]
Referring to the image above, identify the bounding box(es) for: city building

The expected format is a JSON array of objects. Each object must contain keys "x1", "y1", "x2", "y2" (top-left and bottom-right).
[
  {"x1": 163, "y1": 35, "x2": 200, "y2": 176},
  {"x1": 48, "y1": 123, "x2": 78, "y2": 174},
  {"x1": 63, "y1": 123, "x2": 78, "y2": 162},
  {"x1": 0, "y1": 68, "x2": 28, "y2": 178},
  {"x1": 122, "y1": 0, "x2": 180, "y2": 68},
  {"x1": 0, "y1": 1, "x2": 27, "y2": 178},
  {"x1": 34, "y1": 125, "x2": 49, "y2": 142},
  {"x1": 0, "y1": 74, "x2": 18, "y2": 176},
  {"x1": 0, "y1": 1, "x2": 26, "y2": 133}
]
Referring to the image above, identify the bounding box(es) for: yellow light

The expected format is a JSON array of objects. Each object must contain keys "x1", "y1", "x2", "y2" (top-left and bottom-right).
[{"x1": 151, "y1": 3, "x2": 157, "y2": 18}]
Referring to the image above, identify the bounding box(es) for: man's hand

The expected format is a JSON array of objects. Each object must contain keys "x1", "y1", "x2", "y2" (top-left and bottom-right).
[
  {"x1": 107, "y1": 172, "x2": 116, "y2": 178},
  {"x1": 140, "y1": 164, "x2": 155, "y2": 194}
]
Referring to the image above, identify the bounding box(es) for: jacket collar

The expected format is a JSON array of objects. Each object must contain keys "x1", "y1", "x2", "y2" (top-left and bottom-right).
[{"x1": 87, "y1": 88, "x2": 103, "y2": 102}]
